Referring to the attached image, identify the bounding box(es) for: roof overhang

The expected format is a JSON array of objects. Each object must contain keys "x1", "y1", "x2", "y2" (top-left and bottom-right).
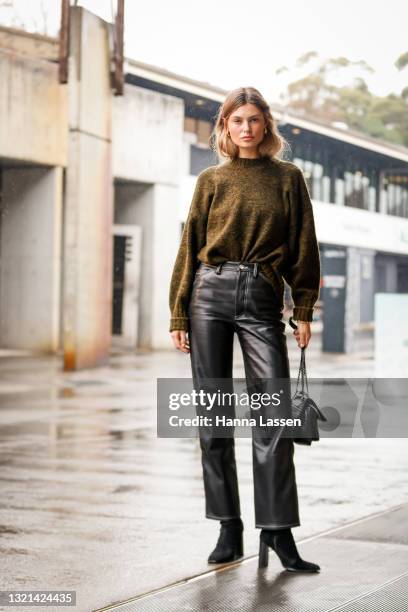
[{"x1": 125, "y1": 58, "x2": 408, "y2": 164}]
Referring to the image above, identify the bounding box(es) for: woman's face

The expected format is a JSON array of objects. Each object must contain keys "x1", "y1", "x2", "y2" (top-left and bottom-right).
[{"x1": 225, "y1": 103, "x2": 266, "y2": 156}]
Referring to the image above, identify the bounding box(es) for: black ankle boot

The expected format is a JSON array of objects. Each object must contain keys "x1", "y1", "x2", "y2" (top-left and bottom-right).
[
  {"x1": 208, "y1": 518, "x2": 244, "y2": 564},
  {"x1": 258, "y1": 528, "x2": 320, "y2": 572}
]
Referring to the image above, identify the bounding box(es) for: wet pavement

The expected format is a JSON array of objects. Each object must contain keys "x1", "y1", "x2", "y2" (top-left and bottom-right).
[
  {"x1": 0, "y1": 328, "x2": 407, "y2": 611},
  {"x1": 97, "y1": 503, "x2": 408, "y2": 612}
]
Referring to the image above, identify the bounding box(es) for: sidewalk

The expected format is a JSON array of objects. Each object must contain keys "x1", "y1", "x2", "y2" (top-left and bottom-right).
[
  {"x1": 95, "y1": 503, "x2": 408, "y2": 612},
  {"x1": 0, "y1": 330, "x2": 407, "y2": 611}
]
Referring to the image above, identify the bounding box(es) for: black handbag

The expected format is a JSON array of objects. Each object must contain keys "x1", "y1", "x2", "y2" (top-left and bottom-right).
[{"x1": 288, "y1": 317, "x2": 327, "y2": 445}]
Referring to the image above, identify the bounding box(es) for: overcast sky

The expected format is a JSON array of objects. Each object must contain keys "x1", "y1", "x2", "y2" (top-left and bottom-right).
[{"x1": 1, "y1": 0, "x2": 407, "y2": 103}]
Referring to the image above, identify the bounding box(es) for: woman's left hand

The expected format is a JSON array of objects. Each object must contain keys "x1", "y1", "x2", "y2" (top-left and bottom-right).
[{"x1": 293, "y1": 321, "x2": 311, "y2": 349}]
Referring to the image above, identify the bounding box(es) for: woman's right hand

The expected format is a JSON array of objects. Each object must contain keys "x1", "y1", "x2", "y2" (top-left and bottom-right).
[
  {"x1": 293, "y1": 321, "x2": 311, "y2": 349},
  {"x1": 171, "y1": 330, "x2": 190, "y2": 354}
]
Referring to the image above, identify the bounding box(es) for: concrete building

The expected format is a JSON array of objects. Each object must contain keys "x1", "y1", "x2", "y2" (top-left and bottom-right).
[
  {"x1": 1, "y1": 7, "x2": 408, "y2": 368},
  {"x1": 0, "y1": 8, "x2": 182, "y2": 368}
]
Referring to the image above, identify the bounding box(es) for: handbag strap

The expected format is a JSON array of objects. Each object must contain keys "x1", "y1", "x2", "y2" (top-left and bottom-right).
[
  {"x1": 289, "y1": 317, "x2": 309, "y2": 396},
  {"x1": 300, "y1": 347, "x2": 309, "y2": 396}
]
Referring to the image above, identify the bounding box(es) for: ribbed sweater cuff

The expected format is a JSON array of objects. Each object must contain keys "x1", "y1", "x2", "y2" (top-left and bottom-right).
[
  {"x1": 292, "y1": 307, "x2": 314, "y2": 322},
  {"x1": 169, "y1": 317, "x2": 189, "y2": 332}
]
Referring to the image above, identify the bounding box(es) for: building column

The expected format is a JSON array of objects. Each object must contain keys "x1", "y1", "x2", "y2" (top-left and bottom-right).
[
  {"x1": 63, "y1": 7, "x2": 113, "y2": 370},
  {"x1": 360, "y1": 249, "x2": 375, "y2": 322},
  {"x1": 344, "y1": 247, "x2": 361, "y2": 353}
]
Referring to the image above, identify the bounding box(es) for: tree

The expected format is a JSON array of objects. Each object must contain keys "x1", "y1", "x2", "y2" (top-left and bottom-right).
[{"x1": 278, "y1": 52, "x2": 408, "y2": 147}]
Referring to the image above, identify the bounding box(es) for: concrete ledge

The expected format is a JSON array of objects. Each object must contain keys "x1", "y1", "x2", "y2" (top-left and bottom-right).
[{"x1": 0, "y1": 25, "x2": 58, "y2": 61}]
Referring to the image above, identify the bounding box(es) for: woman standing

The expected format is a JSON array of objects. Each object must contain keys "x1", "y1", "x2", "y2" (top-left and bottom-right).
[{"x1": 169, "y1": 87, "x2": 321, "y2": 572}]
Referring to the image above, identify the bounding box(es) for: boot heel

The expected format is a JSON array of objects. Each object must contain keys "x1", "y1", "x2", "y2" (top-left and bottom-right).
[{"x1": 259, "y1": 540, "x2": 269, "y2": 568}]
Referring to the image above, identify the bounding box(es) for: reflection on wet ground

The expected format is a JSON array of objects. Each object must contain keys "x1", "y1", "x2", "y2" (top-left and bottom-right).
[{"x1": 0, "y1": 340, "x2": 407, "y2": 611}]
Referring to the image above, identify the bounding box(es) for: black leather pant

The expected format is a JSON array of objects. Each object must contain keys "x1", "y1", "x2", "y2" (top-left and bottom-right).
[{"x1": 188, "y1": 261, "x2": 300, "y2": 529}]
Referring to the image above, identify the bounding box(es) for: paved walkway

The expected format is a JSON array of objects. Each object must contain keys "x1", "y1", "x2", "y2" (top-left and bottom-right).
[
  {"x1": 95, "y1": 503, "x2": 408, "y2": 612},
  {"x1": 0, "y1": 329, "x2": 407, "y2": 611}
]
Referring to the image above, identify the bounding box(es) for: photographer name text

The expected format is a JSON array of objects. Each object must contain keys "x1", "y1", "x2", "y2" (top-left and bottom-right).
[{"x1": 168, "y1": 416, "x2": 301, "y2": 427}]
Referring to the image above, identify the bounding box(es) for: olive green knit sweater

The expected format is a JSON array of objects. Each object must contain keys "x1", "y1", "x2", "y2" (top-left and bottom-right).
[{"x1": 169, "y1": 156, "x2": 321, "y2": 332}]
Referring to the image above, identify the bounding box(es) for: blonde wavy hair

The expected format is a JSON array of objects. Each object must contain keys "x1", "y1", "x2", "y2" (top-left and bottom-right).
[{"x1": 211, "y1": 87, "x2": 289, "y2": 162}]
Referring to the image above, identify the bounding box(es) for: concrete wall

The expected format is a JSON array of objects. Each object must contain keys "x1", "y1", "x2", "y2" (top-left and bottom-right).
[
  {"x1": 113, "y1": 85, "x2": 184, "y2": 185},
  {"x1": 152, "y1": 182, "x2": 182, "y2": 348},
  {"x1": 114, "y1": 180, "x2": 180, "y2": 349},
  {"x1": 113, "y1": 85, "x2": 185, "y2": 348},
  {"x1": 115, "y1": 182, "x2": 153, "y2": 349},
  {"x1": 0, "y1": 49, "x2": 67, "y2": 166},
  {"x1": 0, "y1": 25, "x2": 59, "y2": 61},
  {"x1": 0, "y1": 166, "x2": 63, "y2": 350}
]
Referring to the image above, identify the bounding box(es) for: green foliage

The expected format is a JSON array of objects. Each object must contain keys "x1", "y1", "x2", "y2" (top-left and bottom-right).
[
  {"x1": 396, "y1": 52, "x2": 408, "y2": 71},
  {"x1": 282, "y1": 51, "x2": 408, "y2": 147}
]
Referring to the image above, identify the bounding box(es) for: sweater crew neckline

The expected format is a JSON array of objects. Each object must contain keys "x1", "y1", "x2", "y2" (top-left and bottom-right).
[{"x1": 229, "y1": 156, "x2": 271, "y2": 168}]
